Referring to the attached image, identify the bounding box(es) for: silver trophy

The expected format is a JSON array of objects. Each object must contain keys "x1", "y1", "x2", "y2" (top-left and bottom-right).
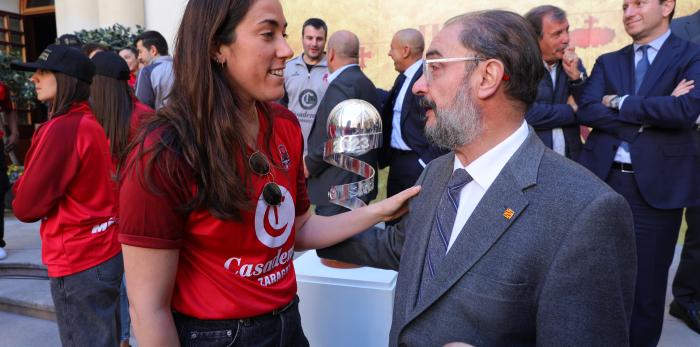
[{"x1": 324, "y1": 99, "x2": 382, "y2": 210}]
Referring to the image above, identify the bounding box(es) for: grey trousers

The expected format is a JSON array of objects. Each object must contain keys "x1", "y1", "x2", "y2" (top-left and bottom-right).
[{"x1": 50, "y1": 253, "x2": 123, "y2": 347}]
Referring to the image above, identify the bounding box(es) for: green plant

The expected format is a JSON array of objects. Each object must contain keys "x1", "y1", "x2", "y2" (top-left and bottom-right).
[
  {"x1": 74, "y1": 23, "x2": 145, "y2": 51},
  {"x1": 0, "y1": 50, "x2": 37, "y2": 109}
]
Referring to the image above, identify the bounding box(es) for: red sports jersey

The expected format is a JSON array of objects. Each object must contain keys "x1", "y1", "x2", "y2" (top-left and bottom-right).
[
  {"x1": 119, "y1": 103, "x2": 310, "y2": 319},
  {"x1": 13, "y1": 101, "x2": 121, "y2": 277}
]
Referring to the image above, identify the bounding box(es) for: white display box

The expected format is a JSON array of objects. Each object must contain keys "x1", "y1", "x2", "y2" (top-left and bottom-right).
[{"x1": 294, "y1": 251, "x2": 397, "y2": 347}]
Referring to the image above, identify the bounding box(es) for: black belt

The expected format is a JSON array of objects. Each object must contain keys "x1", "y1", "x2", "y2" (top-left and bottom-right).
[
  {"x1": 173, "y1": 296, "x2": 297, "y2": 326},
  {"x1": 390, "y1": 148, "x2": 415, "y2": 156},
  {"x1": 612, "y1": 162, "x2": 634, "y2": 173}
]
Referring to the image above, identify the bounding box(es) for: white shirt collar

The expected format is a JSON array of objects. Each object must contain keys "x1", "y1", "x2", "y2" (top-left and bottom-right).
[
  {"x1": 403, "y1": 59, "x2": 423, "y2": 80},
  {"x1": 453, "y1": 120, "x2": 529, "y2": 191},
  {"x1": 327, "y1": 64, "x2": 359, "y2": 84}
]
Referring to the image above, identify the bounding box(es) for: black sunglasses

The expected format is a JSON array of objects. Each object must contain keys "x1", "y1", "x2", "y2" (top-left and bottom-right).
[{"x1": 249, "y1": 151, "x2": 283, "y2": 206}]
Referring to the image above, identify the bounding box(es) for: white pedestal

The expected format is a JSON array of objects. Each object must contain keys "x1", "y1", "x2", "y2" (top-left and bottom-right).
[{"x1": 294, "y1": 251, "x2": 397, "y2": 347}]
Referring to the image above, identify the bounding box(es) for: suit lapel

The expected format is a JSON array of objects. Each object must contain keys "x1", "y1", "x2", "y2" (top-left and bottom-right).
[
  {"x1": 638, "y1": 34, "x2": 680, "y2": 96},
  {"x1": 622, "y1": 45, "x2": 636, "y2": 95},
  {"x1": 403, "y1": 128, "x2": 544, "y2": 325},
  {"x1": 399, "y1": 153, "x2": 455, "y2": 317},
  {"x1": 400, "y1": 70, "x2": 422, "y2": 128}
]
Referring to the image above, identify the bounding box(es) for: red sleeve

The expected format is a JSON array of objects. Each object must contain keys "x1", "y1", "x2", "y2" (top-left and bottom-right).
[
  {"x1": 12, "y1": 116, "x2": 81, "y2": 222},
  {"x1": 0, "y1": 84, "x2": 12, "y2": 111},
  {"x1": 118, "y1": 131, "x2": 191, "y2": 249}
]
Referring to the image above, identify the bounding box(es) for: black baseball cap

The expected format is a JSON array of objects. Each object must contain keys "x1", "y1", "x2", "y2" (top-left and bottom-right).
[
  {"x1": 55, "y1": 34, "x2": 83, "y2": 49},
  {"x1": 11, "y1": 44, "x2": 95, "y2": 83},
  {"x1": 92, "y1": 51, "x2": 130, "y2": 80}
]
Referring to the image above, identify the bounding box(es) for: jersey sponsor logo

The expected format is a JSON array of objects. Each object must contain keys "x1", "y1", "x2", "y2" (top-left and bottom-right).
[
  {"x1": 224, "y1": 247, "x2": 294, "y2": 287},
  {"x1": 298, "y1": 89, "x2": 318, "y2": 110},
  {"x1": 254, "y1": 185, "x2": 294, "y2": 248},
  {"x1": 91, "y1": 218, "x2": 116, "y2": 234}
]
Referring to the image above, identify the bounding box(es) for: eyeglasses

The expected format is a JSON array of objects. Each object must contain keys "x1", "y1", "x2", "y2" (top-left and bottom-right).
[
  {"x1": 422, "y1": 56, "x2": 483, "y2": 85},
  {"x1": 249, "y1": 151, "x2": 283, "y2": 206}
]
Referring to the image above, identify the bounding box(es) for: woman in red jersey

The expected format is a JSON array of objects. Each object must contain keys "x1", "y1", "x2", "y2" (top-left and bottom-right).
[
  {"x1": 11, "y1": 44, "x2": 123, "y2": 347},
  {"x1": 90, "y1": 50, "x2": 154, "y2": 347},
  {"x1": 118, "y1": 0, "x2": 420, "y2": 346}
]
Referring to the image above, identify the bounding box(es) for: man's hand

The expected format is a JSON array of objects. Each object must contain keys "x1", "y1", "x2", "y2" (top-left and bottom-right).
[
  {"x1": 562, "y1": 47, "x2": 581, "y2": 81},
  {"x1": 602, "y1": 95, "x2": 618, "y2": 108},
  {"x1": 671, "y1": 79, "x2": 694, "y2": 97}
]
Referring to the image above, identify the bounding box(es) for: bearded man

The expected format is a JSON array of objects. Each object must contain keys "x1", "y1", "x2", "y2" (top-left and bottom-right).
[{"x1": 318, "y1": 10, "x2": 637, "y2": 346}]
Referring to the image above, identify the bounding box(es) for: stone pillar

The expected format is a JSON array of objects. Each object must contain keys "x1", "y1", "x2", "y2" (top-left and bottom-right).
[
  {"x1": 55, "y1": 0, "x2": 99, "y2": 35},
  {"x1": 97, "y1": 0, "x2": 145, "y2": 29},
  {"x1": 144, "y1": 0, "x2": 188, "y2": 52}
]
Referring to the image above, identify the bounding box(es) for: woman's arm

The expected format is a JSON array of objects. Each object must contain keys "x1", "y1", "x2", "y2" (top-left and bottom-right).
[
  {"x1": 123, "y1": 245, "x2": 180, "y2": 347},
  {"x1": 294, "y1": 186, "x2": 420, "y2": 251}
]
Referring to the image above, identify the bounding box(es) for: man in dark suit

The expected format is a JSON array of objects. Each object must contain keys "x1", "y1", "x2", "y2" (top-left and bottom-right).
[
  {"x1": 305, "y1": 30, "x2": 380, "y2": 216},
  {"x1": 382, "y1": 28, "x2": 447, "y2": 198},
  {"x1": 524, "y1": 5, "x2": 587, "y2": 160},
  {"x1": 319, "y1": 10, "x2": 636, "y2": 346},
  {"x1": 577, "y1": 1, "x2": 700, "y2": 345},
  {"x1": 669, "y1": 9, "x2": 700, "y2": 334}
]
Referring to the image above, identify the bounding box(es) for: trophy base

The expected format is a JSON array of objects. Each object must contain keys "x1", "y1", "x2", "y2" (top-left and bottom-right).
[{"x1": 319, "y1": 258, "x2": 362, "y2": 269}]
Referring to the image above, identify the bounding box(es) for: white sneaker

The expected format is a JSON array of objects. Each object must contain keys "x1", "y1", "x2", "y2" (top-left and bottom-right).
[{"x1": 0, "y1": 247, "x2": 6, "y2": 260}]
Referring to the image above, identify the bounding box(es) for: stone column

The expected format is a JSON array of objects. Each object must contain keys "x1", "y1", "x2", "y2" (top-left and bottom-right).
[
  {"x1": 55, "y1": 0, "x2": 99, "y2": 35},
  {"x1": 97, "y1": 0, "x2": 145, "y2": 29}
]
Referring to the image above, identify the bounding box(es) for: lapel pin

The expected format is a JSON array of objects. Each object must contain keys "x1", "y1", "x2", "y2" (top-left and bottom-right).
[{"x1": 503, "y1": 208, "x2": 515, "y2": 220}]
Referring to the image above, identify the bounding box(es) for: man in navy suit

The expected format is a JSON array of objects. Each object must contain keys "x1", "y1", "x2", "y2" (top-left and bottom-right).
[
  {"x1": 382, "y1": 29, "x2": 447, "y2": 199},
  {"x1": 669, "y1": 9, "x2": 700, "y2": 335},
  {"x1": 524, "y1": 5, "x2": 587, "y2": 160},
  {"x1": 577, "y1": 1, "x2": 700, "y2": 345}
]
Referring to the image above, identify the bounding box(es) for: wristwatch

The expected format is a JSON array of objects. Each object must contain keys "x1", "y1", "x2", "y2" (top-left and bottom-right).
[
  {"x1": 569, "y1": 71, "x2": 587, "y2": 86},
  {"x1": 609, "y1": 95, "x2": 622, "y2": 110}
]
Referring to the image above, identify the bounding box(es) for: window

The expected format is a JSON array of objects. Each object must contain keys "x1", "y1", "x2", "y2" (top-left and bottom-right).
[
  {"x1": 0, "y1": 11, "x2": 25, "y2": 60},
  {"x1": 21, "y1": 0, "x2": 54, "y2": 16}
]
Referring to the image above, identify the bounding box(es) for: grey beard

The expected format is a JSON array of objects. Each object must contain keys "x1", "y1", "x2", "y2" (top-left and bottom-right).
[{"x1": 424, "y1": 82, "x2": 483, "y2": 150}]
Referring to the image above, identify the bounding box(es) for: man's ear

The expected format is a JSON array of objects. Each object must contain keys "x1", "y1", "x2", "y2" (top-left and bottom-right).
[
  {"x1": 149, "y1": 44, "x2": 159, "y2": 57},
  {"x1": 476, "y1": 59, "x2": 505, "y2": 100}
]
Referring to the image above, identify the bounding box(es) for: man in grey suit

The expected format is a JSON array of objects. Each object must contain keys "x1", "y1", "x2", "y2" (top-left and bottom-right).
[
  {"x1": 670, "y1": 9, "x2": 700, "y2": 334},
  {"x1": 305, "y1": 30, "x2": 380, "y2": 216},
  {"x1": 318, "y1": 10, "x2": 637, "y2": 346}
]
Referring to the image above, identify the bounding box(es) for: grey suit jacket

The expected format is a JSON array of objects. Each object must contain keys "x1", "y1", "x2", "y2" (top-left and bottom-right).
[
  {"x1": 318, "y1": 128, "x2": 636, "y2": 346},
  {"x1": 305, "y1": 65, "x2": 381, "y2": 207}
]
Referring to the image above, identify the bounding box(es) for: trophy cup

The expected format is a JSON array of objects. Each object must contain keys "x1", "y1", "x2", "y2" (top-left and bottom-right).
[{"x1": 320, "y1": 99, "x2": 382, "y2": 268}]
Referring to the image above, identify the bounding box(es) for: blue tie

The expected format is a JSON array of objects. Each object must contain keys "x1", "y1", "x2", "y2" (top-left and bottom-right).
[
  {"x1": 418, "y1": 168, "x2": 472, "y2": 302},
  {"x1": 635, "y1": 45, "x2": 650, "y2": 94}
]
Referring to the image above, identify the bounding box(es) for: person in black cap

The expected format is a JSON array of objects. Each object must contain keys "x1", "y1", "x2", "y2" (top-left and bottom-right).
[
  {"x1": 90, "y1": 50, "x2": 153, "y2": 347},
  {"x1": 10, "y1": 44, "x2": 123, "y2": 347},
  {"x1": 55, "y1": 34, "x2": 83, "y2": 49}
]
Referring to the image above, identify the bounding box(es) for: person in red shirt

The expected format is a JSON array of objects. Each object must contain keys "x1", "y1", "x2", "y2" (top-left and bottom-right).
[
  {"x1": 90, "y1": 50, "x2": 153, "y2": 347},
  {"x1": 118, "y1": 0, "x2": 420, "y2": 346},
  {"x1": 0, "y1": 81, "x2": 18, "y2": 260},
  {"x1": 118, "y1": 47, "x2": 139, "y2": 91},
  {"x1": 11, "y1": 44, "x2": 123, "y2": 347}
]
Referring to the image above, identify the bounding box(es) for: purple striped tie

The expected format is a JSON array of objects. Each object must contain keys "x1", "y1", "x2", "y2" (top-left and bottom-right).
[{"x1": 418, "y1": 168, "x2": 472, "y2": 302}]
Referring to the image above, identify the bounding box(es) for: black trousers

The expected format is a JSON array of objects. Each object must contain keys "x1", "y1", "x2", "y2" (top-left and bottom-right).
[
  {"x1": 672, "y1": 206, "x2": 700, "y2": 310},
  {"x1": 607, "y1": 169, "x2": 682, "y2": 347}
]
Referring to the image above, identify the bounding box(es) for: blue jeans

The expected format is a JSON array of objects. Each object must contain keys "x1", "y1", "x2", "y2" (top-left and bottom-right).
[
  {"x1": 173, "y1": 296, "x2": 309, "y2": 347},
  {"x1": 49, "y1": 253, "x2": 123, "y2": 347},
  {"x1": 119, "y1": 274, "x2": 131, "y2": 341}
]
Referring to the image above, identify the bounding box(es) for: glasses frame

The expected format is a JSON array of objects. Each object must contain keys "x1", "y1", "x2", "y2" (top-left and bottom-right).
[
  {"x1": 248, "y1": 151, "x2": 283, "y2": 206},
  {"x1": 422, "y1": 56, "x2": 484, "y2": 84}
]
